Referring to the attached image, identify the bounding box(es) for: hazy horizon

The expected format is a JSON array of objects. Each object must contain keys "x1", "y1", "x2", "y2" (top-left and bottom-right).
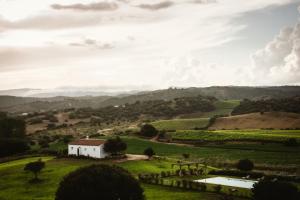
[{"x1": 1, "y1": 0, "x2": 300, "y2": 90}]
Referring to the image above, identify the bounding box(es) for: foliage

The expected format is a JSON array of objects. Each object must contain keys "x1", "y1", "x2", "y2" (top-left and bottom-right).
[
  {"x1": 73, "y1": 95, "x2": 216, "y2": 123},
  {"x1": 284, "y1": 138, "x2": 299, "y2": 147},
  {"x1": 144, "y1": 147, "x2": 155, "y2": 159},
  {"x1": 0, "y1": 138, "x2": 29, "y2": 157},
  {"x1": 24, "y1": 159, "x2": 45, "y2": 180},
  {"x1": 252, "y1": 180, "x2": 299, "y2": 200},
  {"x1": 236, "y1": 159, "x2": 254, "y2": 171},
  {"x1": 140, "y1": 124, "x2": 158, "y2": 137},
  {"x1": 232, "y1": 97, "x2": 300, "y2": 115},
  {"x1": 0, "y1": 117, "x2": 25, "y2": 138},
  {"x1": 182, "y1": 153, "x2": 190, "y2": 159},
  {"x1": 55, "y1": 164, "x2": 144, "y2": 200},
  {"x1": 104, "y1": 137, "x2": 127, "y2": 155}
]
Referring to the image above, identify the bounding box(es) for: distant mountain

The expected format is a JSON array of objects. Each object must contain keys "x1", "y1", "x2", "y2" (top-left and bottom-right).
[
  {"x1": 1, "y1": 86, "x2": 300, "y2": 113},
  {"x1": 0, "y1": 86, "x2": 149, "y2": 97}
]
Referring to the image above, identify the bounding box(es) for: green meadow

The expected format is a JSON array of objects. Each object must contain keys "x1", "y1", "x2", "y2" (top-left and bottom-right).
[{"x1": 0, "y1": 157, "x2": 224, "y2": 200}]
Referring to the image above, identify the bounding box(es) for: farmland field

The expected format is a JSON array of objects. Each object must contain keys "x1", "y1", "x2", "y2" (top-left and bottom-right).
[
  {"x1": 170, "y1": 129, "x2": 300, "y2": 142},
  {"x1": 152, "y1": 118, "x2": 209, "y2": 130},
  {"x1": 121, "y1": 137, "x2": 300, "y2": 165}
]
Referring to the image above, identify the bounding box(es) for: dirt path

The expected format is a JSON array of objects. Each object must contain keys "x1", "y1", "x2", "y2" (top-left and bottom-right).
[{"x1": 113, "y1": 154, "x2": 148, "y2": 163}]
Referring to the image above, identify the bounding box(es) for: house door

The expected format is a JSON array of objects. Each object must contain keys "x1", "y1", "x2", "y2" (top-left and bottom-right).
[{"x1": 77, "y1": 147, "x2": 81, "y2": 156}]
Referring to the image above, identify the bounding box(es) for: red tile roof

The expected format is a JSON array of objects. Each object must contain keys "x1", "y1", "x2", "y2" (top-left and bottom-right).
[{"x1": 69, "y1": 139, "x2": 105, "y2": 146}]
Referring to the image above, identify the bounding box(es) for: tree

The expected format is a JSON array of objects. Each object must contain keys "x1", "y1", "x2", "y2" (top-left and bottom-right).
[
  {"x1": 182, "y1": 153, "x2": 190, "y2": 160},
  {"x1": 0, "y1": 118, "x2": 26, "y2": 138},
  {"x1": 55, "y1": 164, "x2": 144, "y2": 200},
  {"x1": 252, "y1": 180, "x2": 299, "y2": 200},
  {"x1": 0, "y1": 138, "x2": 29, "y2": 157},
  {"x1": 24, "y1": 159, "x2": 45, "y2": 181},
  {"x1": 104, "y1": 137, "x2": 127, "y2": 155},
  {"x1": 140, "y1": 124, "x2": 158, "y2": 137},
  {"x1": 144, "y1": 147, "x2": 155, "y2": 159},
  {"x1": 236, "y1": 159, "x2": 254, "y2": 171}
]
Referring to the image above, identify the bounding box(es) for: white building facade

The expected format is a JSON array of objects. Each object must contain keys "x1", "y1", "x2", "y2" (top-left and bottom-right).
[{"x1": 68, "y1": 139, "x2": 109, "y2": 159}]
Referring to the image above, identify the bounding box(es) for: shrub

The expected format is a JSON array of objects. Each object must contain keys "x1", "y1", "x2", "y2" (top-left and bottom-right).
[
  {"x1": 140, "y1": 124, "x2": 158, "y2": 137},
  {"x1": 55, "y1": 164, "x2": 144, "y2": 200},
  {"x1": 103, "y1": 137, "x2": 127, "y2": 155},
  {"x1": 252, "y1": 180, "x2": 299, "y2": 200},
  {"x1": 214, "y1": 185, "x2": 222, "y2": 193},
  {"x1": 236, "y1": 159, "x2": 254, "y2": 171},
  {"x1": 144, "y1": 147, "x2": 155, "y2": 159}
]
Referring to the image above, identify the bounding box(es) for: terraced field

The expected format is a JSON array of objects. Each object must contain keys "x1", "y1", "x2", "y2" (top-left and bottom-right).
[
  {"x1": 152, "y1": 118, "x2": 209, "y2": 130},
  {"x1": 171, "y1": 129, "x2": 300, "y2": 142}
]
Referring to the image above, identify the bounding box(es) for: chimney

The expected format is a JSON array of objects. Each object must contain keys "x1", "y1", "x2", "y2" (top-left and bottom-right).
[{"x1": 86, "y1": 135, "x2": 89, "y2": 140}]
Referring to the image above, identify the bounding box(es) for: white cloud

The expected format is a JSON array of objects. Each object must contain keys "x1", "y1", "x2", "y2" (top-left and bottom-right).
[
  {"x1": 251, "y1": 21, "x2": 300, "y2": 85},
  {"x1": 0, "y1": 0, "x2": 297, "y2": 89}
]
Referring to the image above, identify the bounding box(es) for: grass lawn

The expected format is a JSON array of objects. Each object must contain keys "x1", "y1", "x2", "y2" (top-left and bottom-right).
[
  {"x1": 152, "y1": 118, "x2": 209, "y2": 130},
  {"x1": 0, "y1": 157, "x2": 225, "y2": 200}
]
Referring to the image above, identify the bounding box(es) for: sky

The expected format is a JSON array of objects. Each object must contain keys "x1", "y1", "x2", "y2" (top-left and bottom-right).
[{"x1": 0, "y1": 0, "x2": 300, "y2": 90}]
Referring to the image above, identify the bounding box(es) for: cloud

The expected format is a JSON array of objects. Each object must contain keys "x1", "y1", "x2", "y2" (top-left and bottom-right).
[
  {"x1": 251, "y1": 21, "x2": 300, "y2": 84},
  {"x1": 137, "y1": 1, "x2": 174, "y2": 10},
  {"x1": 69, "y1": 38, "x2": 114, "y2": 49},
  {"x1": 51, "y1": 2, "x2": 119, "y2": 11}
]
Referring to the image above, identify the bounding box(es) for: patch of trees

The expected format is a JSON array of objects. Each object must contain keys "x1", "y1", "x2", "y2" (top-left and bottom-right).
[
  {"x1": 55, "y1": 164, "x2": 144, "y2": 200},
  {"x1": 72, "y1": 95, "x2": 216, "y2": 123},
  {"x1": 232, "y1": 97, "x2": 300, "y2": 115},
  {"x1": 140, "y1": 124, "x2": 158, "y2": 137},
  {"x1": 252, "y1": 180, "x2": 299, "y2": 200},
  {"x1": 103, "y1": 137, "x2": 127, "y2": 155},
  {"x1": 0, "y1": 116, "x2": 29, "y2": 157}
]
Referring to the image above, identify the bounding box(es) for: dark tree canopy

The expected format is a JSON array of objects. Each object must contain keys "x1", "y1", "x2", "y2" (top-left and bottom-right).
[
  {"x1": 0, "y1": 138, "x2": 29, "y2": 157},
  {"x1": 252, "y1": 180, "x2": 299, "y2": 200},
  {"x1": 55, "y1": 164, "x2": 144, "y2": 200},
  {"x1": 236, "y1": 159, "x2": 254, "y2": 171},
  {"x1": 144, "y1": 147, "x2": 155, "y2": 159},
  {"x1": 24, "y1": 159, "x2": 45, "y2": 180},
  {"x1": 103, "y1": 137, "x2": 127, "y2": 155},
  {"x1": 0, "y1": 118, "x2": 26, "y2": 138},
  {"x1": 140, "y1": 124, "x2": 158, "y2": 137}
]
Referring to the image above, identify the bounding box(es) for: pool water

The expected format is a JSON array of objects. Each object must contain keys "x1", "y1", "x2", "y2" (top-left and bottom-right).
[{"x1": 195, "y1": 177, "x2": 258, "y2": 189}]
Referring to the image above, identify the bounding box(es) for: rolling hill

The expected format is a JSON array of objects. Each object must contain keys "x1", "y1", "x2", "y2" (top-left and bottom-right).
[
  {"x1": 209, "y1": 112, "x2": 300, "y2": 130},
  {"x1": 1, "y1": 86, "x2": 300, "y2": 113}
]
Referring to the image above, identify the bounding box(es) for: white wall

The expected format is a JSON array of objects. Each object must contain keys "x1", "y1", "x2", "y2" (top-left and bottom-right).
[{"x1": 68, "y1": 144, "x2": 109, "y2": 159}]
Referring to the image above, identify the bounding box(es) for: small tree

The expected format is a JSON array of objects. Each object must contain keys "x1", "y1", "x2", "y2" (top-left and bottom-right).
[
  {"x1": 144, "y1": 147, "x2": 155, "y2": 159},
  {"x1": 140, "y1": 124, "x2": 158, "y2": 137},
  {"x1": 236, "y1": 159, "x2": 254, "y2": 171},
  {"x1": 182, "y1": 153, "x2": 190, "y2": 160},
  {"x1": 104, "y1": 137, "x2": 127, "y2": 155},
  {"x1": 252, "y1": 180, "x2": 299, "y2": 200},
  {"x1": 24, "y1": 159, "x2": 45, "y2": 181}
]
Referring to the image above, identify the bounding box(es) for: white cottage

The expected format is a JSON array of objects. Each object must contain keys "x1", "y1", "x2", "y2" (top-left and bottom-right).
[{"x1": 68, "y1": 138, "x2": 109, "y2": 159}]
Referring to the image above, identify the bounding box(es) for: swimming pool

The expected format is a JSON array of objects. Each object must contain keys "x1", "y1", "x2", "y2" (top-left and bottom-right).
[{"x1": 195, "y1": 177, "x2": 258, "y2": 189}]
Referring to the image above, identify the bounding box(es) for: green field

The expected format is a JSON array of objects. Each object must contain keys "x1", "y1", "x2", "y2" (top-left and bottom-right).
[
  {"x1": 0, "y1": 157, "x2": 224, "y2": 200},
  {"x1": 171, "y1": 129, "x2": 300, "y2": 142},
  {"x1": 152, "y1": 118, "x2": 209, "y2": 130},
  {"x1": 122, "y1": 137, "x2": 300, "y2": 165},
  {"x1": 151, "y1": 100, "x2": 240, "y2": 131}
]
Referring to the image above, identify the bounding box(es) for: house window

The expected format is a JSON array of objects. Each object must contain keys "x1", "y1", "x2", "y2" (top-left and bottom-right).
[
  {"x1": 84, "y1": 148, "x2": 87, "y2": 151},
  {"x1": 93, "y1": 148, "x2": 95, "y2": 151},
  {"x1": 71, "y1": 147, "x2": 73, "y2": 150}
]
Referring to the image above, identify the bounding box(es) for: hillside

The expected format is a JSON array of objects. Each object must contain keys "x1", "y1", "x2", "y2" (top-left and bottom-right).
[
  {"x1": 1, "y1": 86, "x2": 300, "y2": 113},
  {"x1": 209, "y1": 112, "x2": 300, "y2": 130}
]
